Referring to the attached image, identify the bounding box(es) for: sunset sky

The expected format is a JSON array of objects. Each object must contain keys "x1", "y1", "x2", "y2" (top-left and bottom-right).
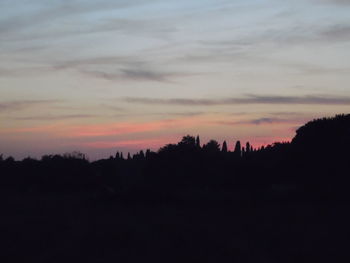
[{"x1": 1, "y1": 0, "x2": 350, "y2": 159}]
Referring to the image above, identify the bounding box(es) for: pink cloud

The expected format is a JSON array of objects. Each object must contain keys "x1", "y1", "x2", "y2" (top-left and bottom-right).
[
  {"x1": 1, "y1": 117, "x2": 201, "y2": 138},
  {"x1": 67, "y1": 118, "x2": 200, "y2": 138}
]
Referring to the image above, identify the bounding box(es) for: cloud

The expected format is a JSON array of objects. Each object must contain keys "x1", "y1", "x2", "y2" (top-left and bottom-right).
[
  {"x1": 0, "y1": 0, "x2": 151, "y2": 37},
  {"x1": 137, "y1": 111, "x2": 206, "y2": 117},
  {"x1": 216, "y1": 117, "x2": 306, "y2": 126},
  {"x1": 51, "y1": 55, "x2": 197, "y2": 83},
  {"x1": 120, "y1": 69, "x2": 174, "y2": 82},
  {"x1": 317, "y1": 0, "x2": 350, "y2": 5},
  {"x1": 0, "y1": 55, "x2": 195, "y2": 82},
  {"x1": 14, "y1": 114, "x2": 98, "y2": 121},
  {"x1": 195, "y1": 22, "x2": 350, "y2": 64},
  {"x1": 241, "y1": 118, "x2": 292, "y2": 125},
  {"x1": 53, "y1": 56, "x2": 145, "y2": 69},
  {"x1": 99, "y1": 104, "x2": 125, "y2": 112},
  {"x1": 121, "y1": 94, "x2": 350, "y2": 106},
  {"x1": 68, "y1": 119, "x2": 177, "y2": 138},
  {"x1": 82, "y1": 68, "x2": 193, "y2": 83},
  {"x1": 172, "y1": 23, "x2": 350, "y2": 75},
  {"x1": 321, "y1": 25, "x2": 350, "y2": 41},
  {"x1": 0, "y1": 100, "x2": 61, "y2": 113},
  {"x1": 162, "y1": 112, "x2": 205, "y2": 117},
  {"x1": 0, "y1": 66, "x2": 56, "y2": 78}
]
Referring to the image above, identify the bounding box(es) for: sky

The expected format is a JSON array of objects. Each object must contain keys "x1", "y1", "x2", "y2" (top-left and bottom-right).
[{"x1": 1, "y1": 0, "x2": 350, "y2": 160}]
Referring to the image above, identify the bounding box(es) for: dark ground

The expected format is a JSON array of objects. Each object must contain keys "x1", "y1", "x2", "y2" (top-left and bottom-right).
[
  {"x1": 2, "y1": 186, "x2": 349, "y2": 263},
  {"x1": 2, "y1": 114, "x2": 350, "y2": 262}
]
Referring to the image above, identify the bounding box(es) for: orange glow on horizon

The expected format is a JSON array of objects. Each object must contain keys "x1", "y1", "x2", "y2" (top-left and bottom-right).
[
  {"x1": 1, "y1": 115, "x2": 296, "y2": 158},
  {"x1": 82, "y1": 137, "x2": 178, "y2": 150}
]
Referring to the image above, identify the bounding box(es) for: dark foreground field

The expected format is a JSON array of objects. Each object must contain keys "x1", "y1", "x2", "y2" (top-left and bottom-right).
[
  {"x1": 2, "y1": 189, "x2": 348, "y2": 263},
  {"x1": 1, "y1": 115, "x2": 350, "y2": 262}
]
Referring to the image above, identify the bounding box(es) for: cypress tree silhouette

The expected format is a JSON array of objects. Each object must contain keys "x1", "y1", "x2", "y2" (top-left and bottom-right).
[
  {"x1": 127, "y1": 152, "x2": 131, "y2": 160},
  {"x1": 196, "y1": 135, "x2": 201, "y2": 148},
  {"x1": 115, "y1": 152, "x2": 120, "y2": 159},
  {"x1": 222, "y1": 141, "x2": 228, "y2": 153},
  {"x1": 234, "y1": 141, "x2": 242, "y2": 157},
  {"x1": 246, "y1": 142, "x2": 251, "y2": 154}
]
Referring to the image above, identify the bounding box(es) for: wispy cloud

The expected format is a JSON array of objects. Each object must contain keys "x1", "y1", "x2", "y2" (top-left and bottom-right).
[
  {"x1": 0, "y1": 56, "x2": 196, "y2": 83},
  {"x1": 193, "y1": 21, "x2": 350, "y2": 68},
  {"x1": 0, "y1": 0, "x2": 152, "y2": 37},
  {"x1": 216, "y1": 117, "x2": 306, "y2": 126},
  {"x1": 2, "y1": 116, "x2": 203, "y2": 140},
  {"x1": 122, "y1": 94, "x2": 350, "y2": 106},
  {"x1": 0, "y1": 100, "x2": 61, "y2": 113},
  {"x1": 321, "y1": 25, "x2": 350, "y2": 41},
  {"x1": 51, "y1": 55, "x2": 198, "y2": 83},
  {"x1": 2, "y1": 0, "x2": 349, "y2": 82},
  {"x1": 316, "y1": 0, "x2": 350, "y2": 5},
  {"x1": 82, "y1": 68, "x2": 194, "y2": 83},
  {"x1": 14, "y1": 114, "x2": 98, "y2": 121},
  {"x1": 240, "y1": 118, "x2": 293, "y2": 125},
  {"x1": 68, "y1": 119, "x2": 181, "y2": 138}
]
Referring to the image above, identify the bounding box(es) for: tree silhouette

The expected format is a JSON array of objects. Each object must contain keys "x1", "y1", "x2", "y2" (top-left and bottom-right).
[
  {"x1": 222, "y1": 141, "x2": 228, "y2": 153},
  {"x1": 179, "y1": 135, "x2": 196, "y2": 147},
  {"x1": 234, "y1": 141, "x2": 242, "y2": 157},
  {"x1": 158, "y1": 143, "x2": 177, "y2": 155},
  {"x1": 146, "y1": 149, "x2": 151, "y2": 159},
  {"x1": 196, "y1": 135, "x2": 201, "y2": 148},
  {"x1": 63, "y1": 151, "x2": 86, "y2": 160},
  {"x1": 5, "y1": 156, "x2": 14, "y2": 162},
  {"x1": 203, "y1": 140, "x2": 220, "y2": 153},
  {"x1": 246, "y1": 142, "x2": 251, "y2": 154}
]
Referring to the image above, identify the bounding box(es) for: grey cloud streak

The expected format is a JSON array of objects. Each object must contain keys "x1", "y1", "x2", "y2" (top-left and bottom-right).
[
  {"x1": 0, "y1": 55, "x2": 194, "y2": 83},
  {"x1": 216, "y1": 118, "x2": 305, "y2": 126},
  {"x1": 200, "y1": 23, "x2": 350, "y2": 52},
  {"x1": 321, "y1": 25, "x2": 350, "y2": 41},
  {"x1": 13, "y1": 114, "x2": 98, "y2": 121},
  {"x1": 317, "y1": 0, "x2": 350, "y2": 5},
  {"x1": 0, "y1": 100, "x2": 61, "y2": 113},
  {"x1": 82, "y1": 69, "x2": 194, "y2": 83},
  {"x1": 0, "y1": 0, "x2": 152, "y2": 36},
  {"x1": 121, "y1": 95, "x2": 350, "y2": 106}
]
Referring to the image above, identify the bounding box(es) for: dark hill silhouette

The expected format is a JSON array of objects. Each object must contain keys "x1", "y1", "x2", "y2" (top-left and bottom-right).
[
  {"x1": 1, "y1": 114, "x2": 350, "y2": 263},
  {"x1": 292, "y1": 114, "x2": 350, "y2": 153}
]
